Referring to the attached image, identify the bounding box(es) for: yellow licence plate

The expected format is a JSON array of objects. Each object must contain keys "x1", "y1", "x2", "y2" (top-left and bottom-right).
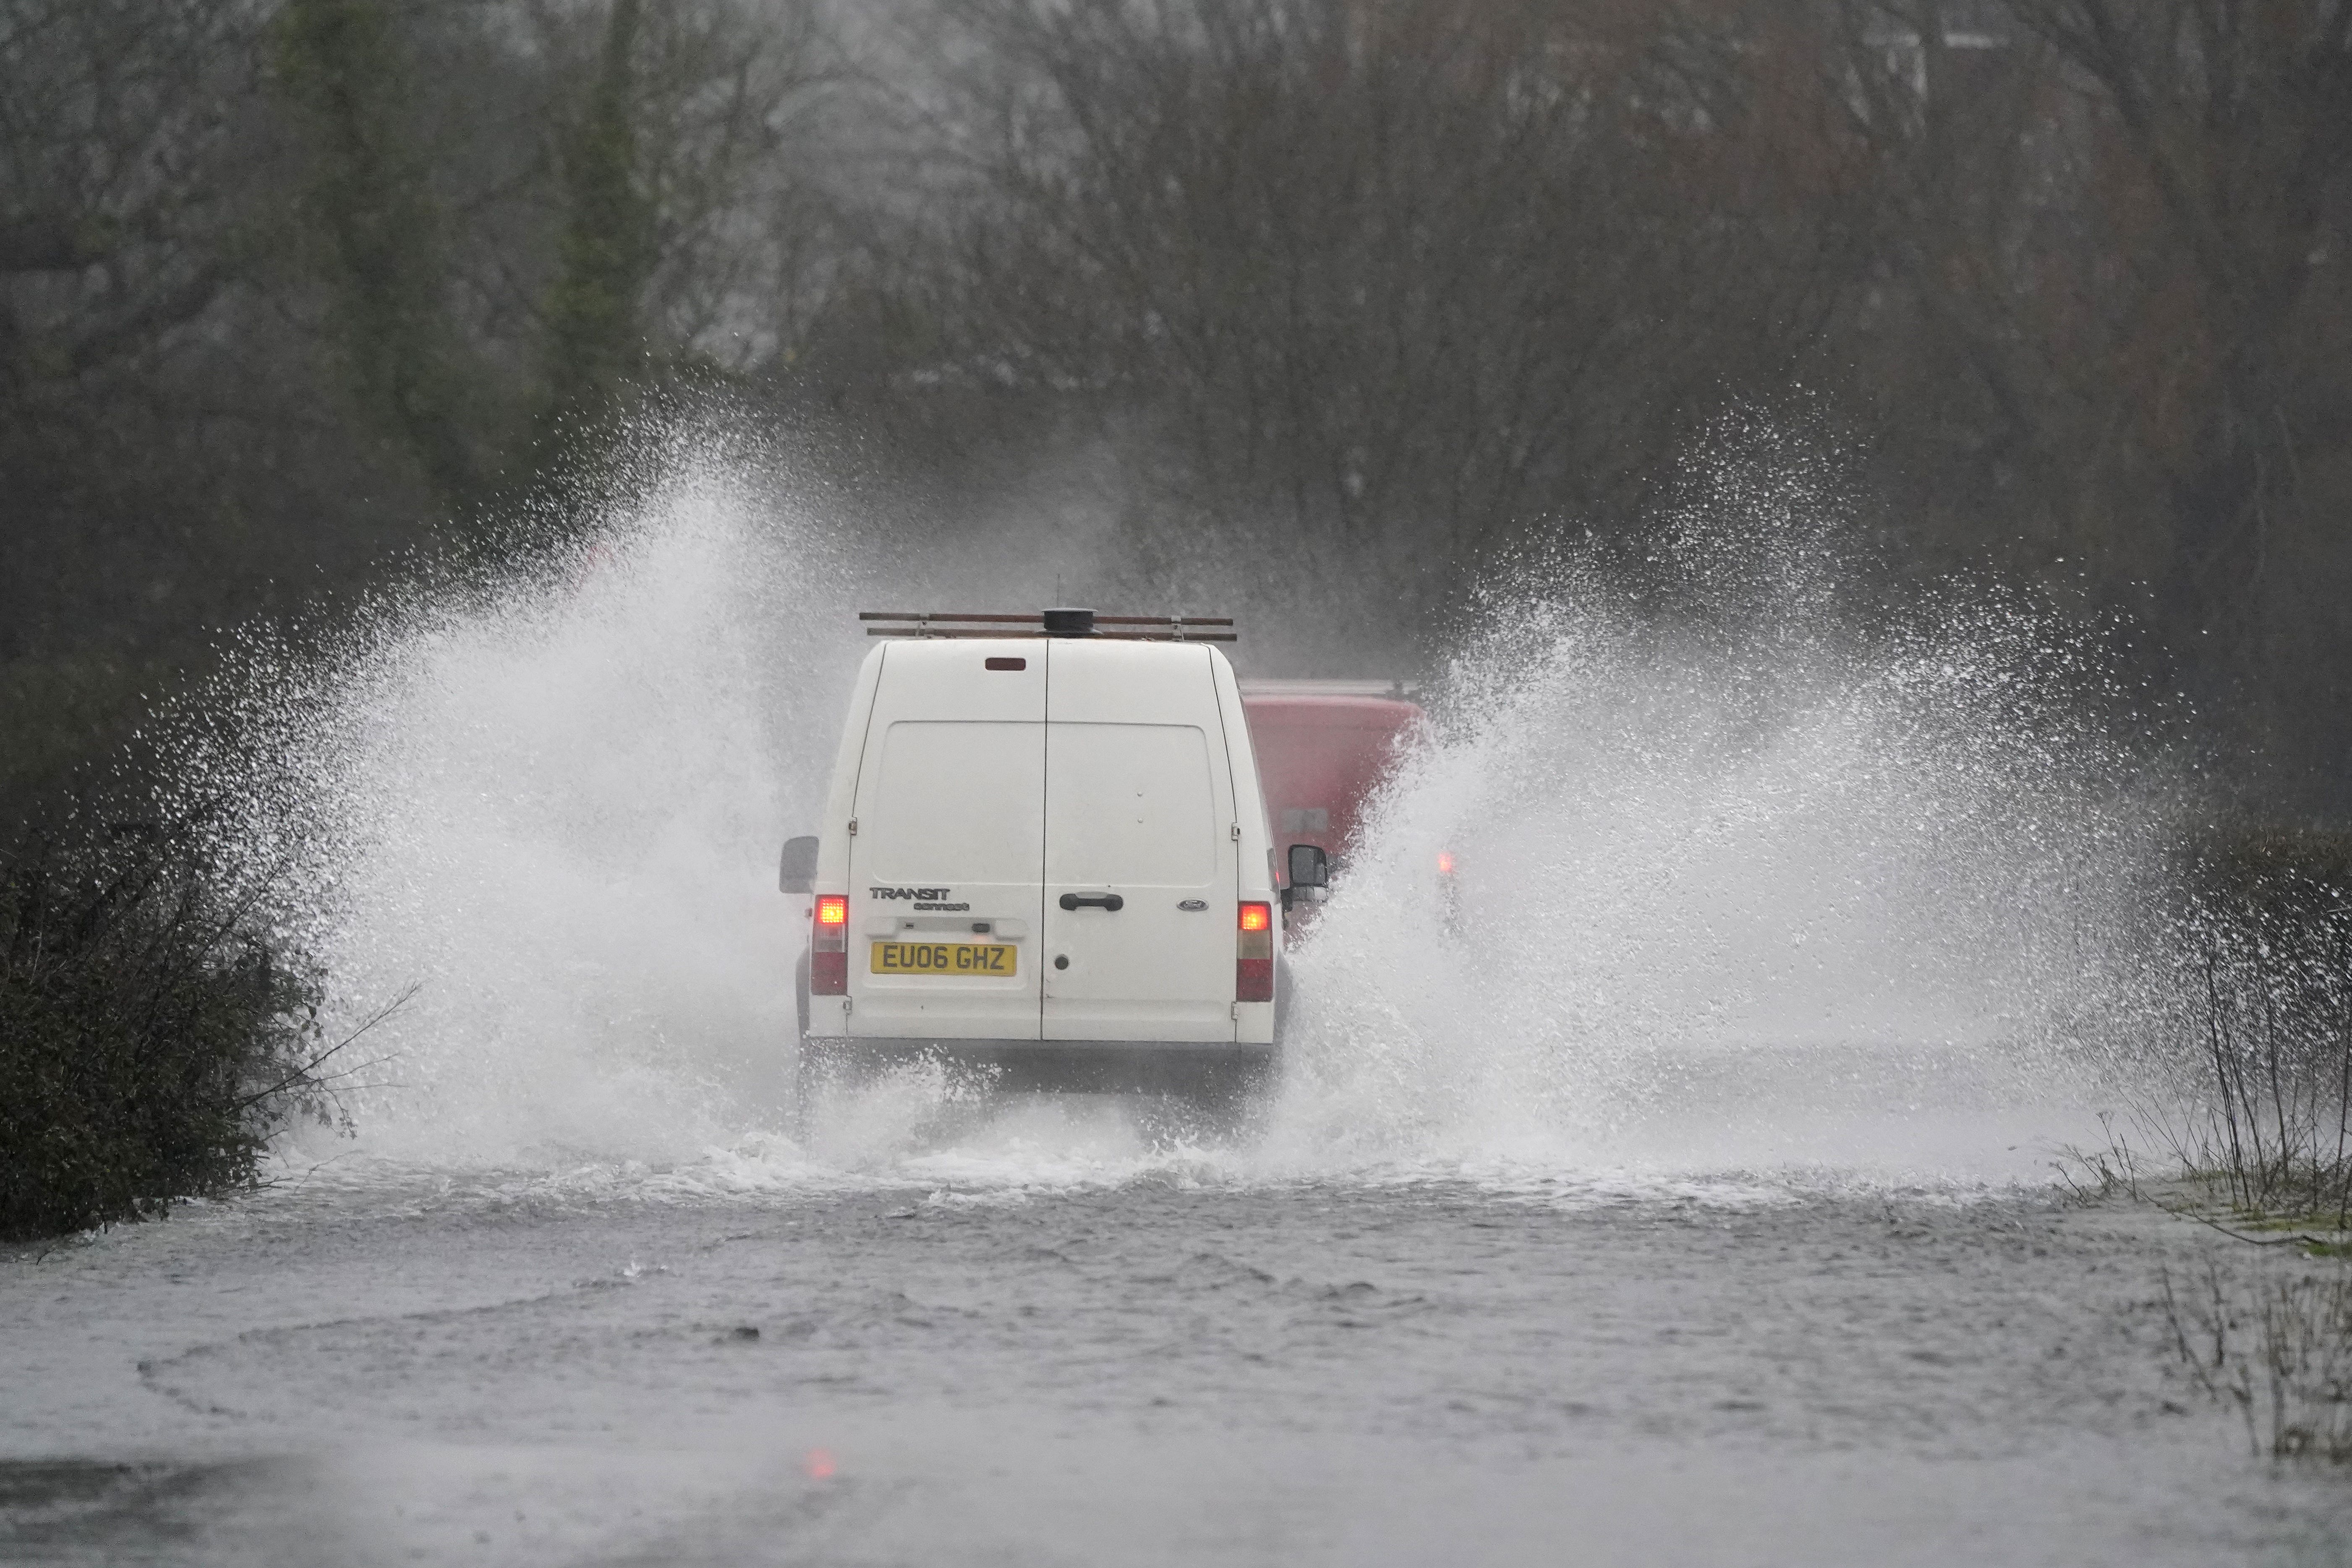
[{"x1": 870, "y1": 941, "x2": 1018, "y2": 977}]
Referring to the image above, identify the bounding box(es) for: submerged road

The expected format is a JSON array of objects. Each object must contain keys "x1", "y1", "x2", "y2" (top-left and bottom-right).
[{"x1": 5, "y1": 1144, "x2": 2349, "y2": 1567}]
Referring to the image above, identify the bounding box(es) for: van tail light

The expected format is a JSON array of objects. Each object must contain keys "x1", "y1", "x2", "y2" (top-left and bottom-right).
[
  {"x1": 812, "y1": 894, "x2": 849, "y2": 995},
  {"x1": 1236, "y1": 901, "x2": 1274, "y2": 1001}
]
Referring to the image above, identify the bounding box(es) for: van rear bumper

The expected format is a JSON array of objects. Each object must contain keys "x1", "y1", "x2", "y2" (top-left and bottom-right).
[{"x1": 801, "y1": 1036, "x2": 1273, "y2": 1095}]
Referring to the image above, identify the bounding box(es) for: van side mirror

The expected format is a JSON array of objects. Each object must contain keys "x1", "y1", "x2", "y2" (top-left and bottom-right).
[
  {"x1": 1287, "y1": 843, "x2": 1329, "y2": 890},
  {"x1": 779, "y1": 835, "x2": 819, "y2": 894}
]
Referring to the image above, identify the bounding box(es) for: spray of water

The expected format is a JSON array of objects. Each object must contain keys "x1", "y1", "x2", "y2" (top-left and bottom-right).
[
  {"x1": 166, "y1": 419, "x2": 2187, "y2": 1193},
  {"x1": 1267, "y1": 433, "x2": 2184, "y2": 1185},
  {"x1": 165, "y1": 457, "x2": 859, "y2": 1168}
]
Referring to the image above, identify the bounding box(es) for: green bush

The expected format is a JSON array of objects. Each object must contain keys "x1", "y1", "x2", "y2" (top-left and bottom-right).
[{"x1": 1, "y1": 815, "x2": 340, "y2": 1242}]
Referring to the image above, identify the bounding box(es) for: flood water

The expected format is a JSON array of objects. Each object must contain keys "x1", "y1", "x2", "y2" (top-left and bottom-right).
[
  {"x1": 9, "y1": 458, "x2": 2346, "y2": 1563},
  {"x1": 8, "y1": 1124, "x2": 2352, "y2": 1566}
]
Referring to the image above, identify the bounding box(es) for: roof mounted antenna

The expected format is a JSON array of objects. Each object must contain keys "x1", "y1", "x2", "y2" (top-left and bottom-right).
[{"x1": 858, "y1": 611, "x2": 1236, "y2": 643}]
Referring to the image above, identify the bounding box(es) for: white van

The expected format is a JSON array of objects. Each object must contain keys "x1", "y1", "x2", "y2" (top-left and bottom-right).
[{"x1": 780, "y1": 610, "x2": 1324, "y2": 1102}]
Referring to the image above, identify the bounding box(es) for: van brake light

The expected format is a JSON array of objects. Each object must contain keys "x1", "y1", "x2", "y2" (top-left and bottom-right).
[
  {"x1": 812, "y1": 894, "x2": 849, "y2": 994},
  {"x1": 1237, "y1": 901, "x2": 1274, "y2": 1001}
]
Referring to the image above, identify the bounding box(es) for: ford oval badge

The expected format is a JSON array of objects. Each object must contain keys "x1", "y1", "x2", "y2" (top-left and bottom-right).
[{"x1": 1178, "y1": 899, "x2": 1208, "y2": 911}]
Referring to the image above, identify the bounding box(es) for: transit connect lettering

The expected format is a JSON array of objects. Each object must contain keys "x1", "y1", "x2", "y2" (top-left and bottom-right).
[{"x1": 869, "y1": 886, "x2": 952, "y2": 900}]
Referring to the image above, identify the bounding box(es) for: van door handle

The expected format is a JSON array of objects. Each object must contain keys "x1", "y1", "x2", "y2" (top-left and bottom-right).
[{"x1": 1059, "y1": 892, "x2": 1124, "y2": 912}]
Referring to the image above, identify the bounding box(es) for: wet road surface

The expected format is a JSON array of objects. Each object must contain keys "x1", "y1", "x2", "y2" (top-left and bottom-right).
[{"x1": 7, "y1": 1158, "x2": 2349, "y2": 1566}]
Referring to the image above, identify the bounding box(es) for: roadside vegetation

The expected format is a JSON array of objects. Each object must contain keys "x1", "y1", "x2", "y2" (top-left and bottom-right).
[
  {"x1": 2162, "y1": 1262, "x2": 2352, "y2": 1463},
  {"x1": 2117, "y1": 832, "x2": 2352, "y2": 1231},
  {"x1": 2067, "y1": 831, "x2": 2352, "y2": 1463},
  {"x1": 0, "y1": 808, "x2": 358, "y2": 1244}
]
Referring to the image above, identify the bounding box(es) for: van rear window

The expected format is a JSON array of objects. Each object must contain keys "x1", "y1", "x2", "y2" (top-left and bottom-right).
[
  {"x1": 865, "y1": 721, "x2": 1044, "y2": 883},
  {"x1": 1046, "y1": 723, "x2": 1215, "y2": 887}
]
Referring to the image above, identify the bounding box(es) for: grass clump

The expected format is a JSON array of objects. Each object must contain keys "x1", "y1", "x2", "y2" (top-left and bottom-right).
[
  {"x1": 2093, "y1": 832, "x2": 2352, "y2": 1466},
  {"x1": 0, "y1": 812, "x2": 354, "y2": 1243},
  {"x1": 2126, "y1": 831, "x2": 2352, "y2": 1227},
  {"x1": 2164, "y1": 1261, "x2": 2352, "y2": 1463}
]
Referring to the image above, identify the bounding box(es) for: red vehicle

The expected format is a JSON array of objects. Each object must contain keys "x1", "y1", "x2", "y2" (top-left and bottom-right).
[{"x1": 1240, "y1": 679, "x2": 1427, "y2": 933}]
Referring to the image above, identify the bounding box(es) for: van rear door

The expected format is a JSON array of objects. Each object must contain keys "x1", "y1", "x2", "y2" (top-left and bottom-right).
[
  {"x1": 847, "y1": 641, "x2": 1044, "y2": 1040},
  {"x1": 1042, "y1": 641, "x2": 1238, "y2": 1043}
]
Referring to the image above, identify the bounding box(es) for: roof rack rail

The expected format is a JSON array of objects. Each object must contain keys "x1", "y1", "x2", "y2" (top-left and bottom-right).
[
  {"x1": 1237, "y1": 677, "x2": 1421, "y2": 701},
  {"x1": 858, "y1": 609, "x2": 1236, "y2": 642}
]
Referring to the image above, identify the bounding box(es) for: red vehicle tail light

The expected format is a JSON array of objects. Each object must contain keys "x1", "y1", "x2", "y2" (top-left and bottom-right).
[
  {"x1": 1436, "y1": 851, "x2": 1456, "y2": 876},
  {"x1": 1237, "y1": 901, "x2": 1274, "y2": 1001},
  {"x1": 812, "y1": 894, "x2": 849, "y2": 994}
]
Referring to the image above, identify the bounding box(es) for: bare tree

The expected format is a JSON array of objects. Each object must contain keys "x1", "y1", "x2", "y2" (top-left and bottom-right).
[
  {"x1": 912, "y1": 0, "x2": 1866, "y2": 631},
  {"x1": 0, "y1": 0, "x2": 275, "y2": 392},
  {"x1": 2001, "y1": 0, "x2": 2352, "y2": 760}
]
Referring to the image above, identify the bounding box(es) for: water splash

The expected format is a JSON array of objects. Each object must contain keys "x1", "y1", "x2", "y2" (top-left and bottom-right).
[
  {"x1": 172, "y1": 422, "x2": 2186, "y2": 1192},
  {"x1": 172, "y1": 460, "x2": 859, "y2": 1166},
  {"x1": 1267, "y1": 434, "x2": 2184, "y2": 1182}
]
